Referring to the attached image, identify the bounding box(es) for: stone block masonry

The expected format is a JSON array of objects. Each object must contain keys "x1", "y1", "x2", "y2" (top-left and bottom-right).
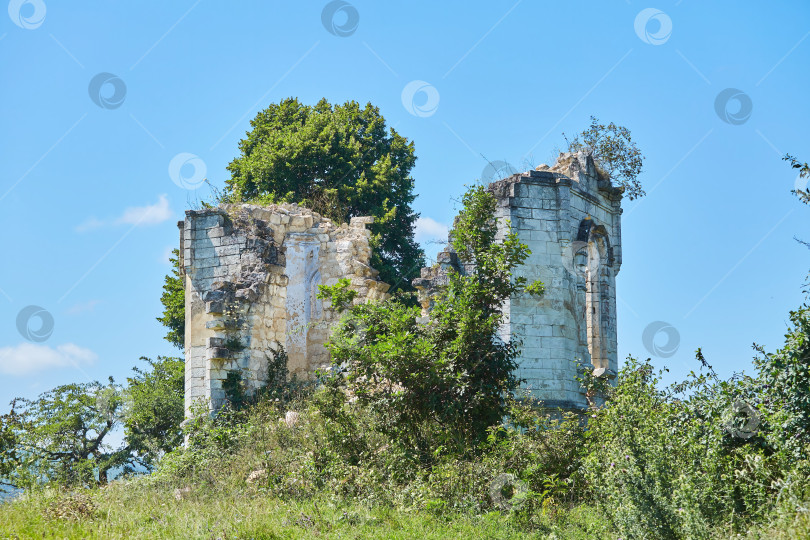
[
  {"x1": 183, "y1": 151, "x2": 623, "y2": 415},
  {"x1": 181, "y1": 203, "x2": 389, "y2": 415},
  {"x1": 414, "y1": 152, "x2": 623, "y2": 410}
]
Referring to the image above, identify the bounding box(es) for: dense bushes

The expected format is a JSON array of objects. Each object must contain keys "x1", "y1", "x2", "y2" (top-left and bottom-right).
[
  {"x1": 319, "y1": 186, "x2": 544, "y2": 457},
  {"x1": 144, "y1": 185, "x2": 810, "y2": 538},
  {"x1": 6, "y1": 182, "x2": 809, "y2": 538}
]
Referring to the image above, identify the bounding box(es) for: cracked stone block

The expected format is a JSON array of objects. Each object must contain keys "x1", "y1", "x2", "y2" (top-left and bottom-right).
[
  {"x1": 206, "y1": 347, "x2": 231, "y2": 360},
  {"x1": 206, "y1": 300, "x2": 224, "y2": 314},
  {"x1": 205, "y1": 320, "x2": 227, "y2": 330}
]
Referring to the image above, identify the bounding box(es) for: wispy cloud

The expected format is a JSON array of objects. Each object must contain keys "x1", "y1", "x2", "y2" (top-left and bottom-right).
[
  {"x1": 76, "y1": 194, "x2": 173, "y2": 232},
  {"x1": 415, "y1": 217, "x2": 449, "y2": 243},
  {"x1": 75, "y1": 217, "x2": 105, "y2": 233},
  {"x1": 66, "y1": 299, "x2": 101, "y2": 315},
  {"x1": 0, "y1": 343, "x2": 97, "y2": 375},
  {"x1": 116, "y1": 194, "x2": 172, "y2": 225}
]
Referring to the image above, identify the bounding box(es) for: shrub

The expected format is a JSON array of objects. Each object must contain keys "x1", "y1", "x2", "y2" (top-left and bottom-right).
[{"x1": 319, "y1": 186, "x2": 544, "y2": 458}]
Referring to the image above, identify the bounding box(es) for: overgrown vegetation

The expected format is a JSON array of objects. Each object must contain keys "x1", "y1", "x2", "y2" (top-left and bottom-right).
[
  {"x1": 157, "y1": 249, "x2": 185, "y2": 349},
  {"x1": 564, "y1": 116, "x2": 645, "y2": 200},
  {"x1": 0, "y1": 357, "x2": 184, "y2": 488},
  {"x1": 157, "y1": 98, "x2": 426, "y2": 350},
  {"x1": 223, "y1": 97, "x2": 425, "y2": 289},
  {"x1": 4, "y1": 142, "x2": 810, "y2": 539}
]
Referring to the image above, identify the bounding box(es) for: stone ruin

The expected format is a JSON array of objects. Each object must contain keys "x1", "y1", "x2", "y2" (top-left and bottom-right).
[
  {"x1": 182, "y1": 152, "x2": 622, "y2": 415},
  {"x1": 414, "y1": 152, "x2": 622, "y2": 410},
  {"x1": 180, "y1": 203, "x2": 389, "y2": 414}
]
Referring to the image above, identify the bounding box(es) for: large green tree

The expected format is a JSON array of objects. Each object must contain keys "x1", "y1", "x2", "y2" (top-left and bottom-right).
[
  {"x1": 0, "y1": 357, "x2": 185, "y2": 488},
  {"x1": 224, "y1": 97, "x2": 425, "y2": 288}
]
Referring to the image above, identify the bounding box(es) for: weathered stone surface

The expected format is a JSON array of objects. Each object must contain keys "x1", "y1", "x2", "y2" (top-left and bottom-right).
[
  {"x1": 414, "y1": 151, "x2": 622, "y2": 411},
  {"x1": 183, "y1": 202, "x2": 390, "y2": 416}
]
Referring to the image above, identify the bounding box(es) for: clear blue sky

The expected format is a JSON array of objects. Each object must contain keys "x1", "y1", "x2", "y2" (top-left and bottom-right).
[{"x1": 1, "y1": 1, "x2": 808, "y2": 409}]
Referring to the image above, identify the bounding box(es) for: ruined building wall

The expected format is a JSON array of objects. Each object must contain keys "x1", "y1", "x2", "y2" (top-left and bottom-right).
[
  {"x1": 181, "y1": 204, "x2": 389, "y2": 415},
  {"x1": 415, "y1": 152, "x2": 623, "y2": 410}
]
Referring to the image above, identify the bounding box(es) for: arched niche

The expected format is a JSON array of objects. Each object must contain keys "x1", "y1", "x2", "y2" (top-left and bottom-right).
[{"x1": 575, "y1": 219, "x2": 612, "y2": 371}]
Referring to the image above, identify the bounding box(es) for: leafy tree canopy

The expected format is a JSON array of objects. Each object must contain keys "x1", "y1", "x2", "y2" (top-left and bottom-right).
[
  {"x1": 223, "y1": 97, "x2": 425, "y2": 288},
  {"x1": 157, "y1": 249, "x2": 184, "y2": 349},
  {"x1": 123, "y1": 356, "x2": 185, "y2": 467},
  {"x1": 2, "y1": 379, "x2": 128, "y2": 488},
  {"x1": 0, "y1": 357, "x2": 185, "y2": 489}
]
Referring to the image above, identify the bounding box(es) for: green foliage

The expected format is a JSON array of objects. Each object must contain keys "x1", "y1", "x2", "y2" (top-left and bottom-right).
[
  {"x1": 584, "y1": 355, "x2": 790, "y2": 539},
  {"x1": 0, "y1": 481, "x2": 615, "y2": 538},
  {"x1": 222, "y1": 371, "x2": 249, "y2": 411},
  {"x1": 157, "y1": 249, "x2": 185, "y2": 349},
  {"x1": 223, "y1": 97, "x2": 425, "y2": 288},
  {"x1": 785, "y1": 153, "x2": 810, "y2": 205},
  {"x1": 2, "y1": 379, "x2": 130, "y2": 487},
  {"x1": 1, "y1": 357, "x2": 187, "y2": 489},
  {"x1": 564, "y1": 116, "x2": 645, "y2": 200},
  {"x1": 221, "y1": 346, "x2": 308, "y2": 411},
  {"x1": 754, "y1": 304, "x2": 810, "y2": 460},
  {"x1": 323, "y1": 186, "x2": 544, "y2": 455},
  {"x1": 317, "y1": 278, "x2": 358, "y2": 312},
  {"x1": 123, "y1": 356, "x2": 185, "y2": 467},
  {"x1": 156, "y1": 391, "x2": 589, "y2": 521},
  {"x1": 0, "y1": 413, "x2": 19, "y2": 485}
]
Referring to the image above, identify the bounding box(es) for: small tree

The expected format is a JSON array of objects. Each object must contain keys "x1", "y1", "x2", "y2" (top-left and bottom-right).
[
  {"x1": 0, "y1": 358, "x2": 186, "y2": 488},
  {"x1": 3, "y1": 380, "x2": 129, "y2": 487},
  {"x1": 320, "y1": 186, "x2": 544, "y2": 455},
  {"x1": 564, "y1": 116, "x2": 645, "y2": 200}
]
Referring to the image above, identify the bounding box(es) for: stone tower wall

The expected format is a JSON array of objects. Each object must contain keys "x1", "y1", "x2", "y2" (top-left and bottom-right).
[
  {"x1": 415, "y1": 152, "x2": 623, "y2": 410},
  {"x1": 181, "y1": 203, "x2": 389, "y2": 415}
]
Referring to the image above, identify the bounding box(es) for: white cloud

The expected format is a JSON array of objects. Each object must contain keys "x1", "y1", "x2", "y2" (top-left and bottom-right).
[
  {"x1": 0, "y1": 343, "x2": 97, "y2": 376},
  {"x1": 116, "y1": 194, "x2": 172, "y2": 226},
  {"x1": 76, "y1": 195, "x2": 173, "y2": 232},
  {"x1": 66, "y1": 300, "x2": 101, "y2": 315},
  {"x1": 75, "y1": 217, "x2": 105, "y2": 232},
  {"x1": 415, "y1": 217, "x2": 449, "y2": 242}
]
